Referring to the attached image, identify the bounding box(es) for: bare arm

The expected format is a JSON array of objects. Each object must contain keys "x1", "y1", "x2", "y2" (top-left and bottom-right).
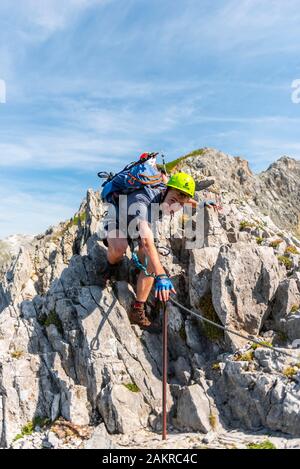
[
  {"x1": 138, "y1": 220, "x2": 176, "y2": 302},
  {"x1": 138, "y1": 220, "x2": 165, "y2": 276}
]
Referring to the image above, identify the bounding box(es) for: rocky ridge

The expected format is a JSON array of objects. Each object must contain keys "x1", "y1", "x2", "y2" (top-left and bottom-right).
[
  {"x1": 179, "y1": 148, "x2": 300, "y2": 237},
  {"x1": 1, "y1": 149, "x2": 300, "y2": 449}
]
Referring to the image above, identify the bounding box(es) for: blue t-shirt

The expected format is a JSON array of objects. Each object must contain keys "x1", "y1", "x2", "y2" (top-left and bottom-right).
[
  {"x1": 129, "y1": 185, "x2": 165, "y2": 214},
  {"x1": 123, "y1": 185, "x2": 166, "y2": 238}
]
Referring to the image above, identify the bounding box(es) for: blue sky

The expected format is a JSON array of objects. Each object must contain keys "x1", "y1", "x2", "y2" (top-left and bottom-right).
[{"x1": 0, "y1": 0, "x2": 300, "y2": 237}]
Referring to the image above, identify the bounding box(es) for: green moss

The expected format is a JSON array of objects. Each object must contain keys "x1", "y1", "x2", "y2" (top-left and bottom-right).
[
  {"x1": 198, "y1": 293, "x2": 223, "y2": 341},
  {"x1": 235, "y1": 350, "x2": 254, "y2": 362},
  {"x1": 269, "y1": 239, "x2": 283, "y2": 248},
  {"x1": 72, "y1": 212, "x2": 86, "y2": 226},
  {"x1": 247, "y1": 440, "x2": 276, "y2": 450},
  {"x1": 212, "y1": 362, "x2": 221, "y2": 371},
  {"x1": 163, "y1": 149, "x2": 205, "y2": 173},
  {"x1": 44, "y1": 310, "x2": 63, "y2": 334},
  {"x1": 123, "y1": 382, "x2": 140, "y2": 393},
  {"x1": 239, "y1": 220, "x2": 256, "y2": 231},
  {"x1": 290, "y1": 304, "x2": 300, "y2": 314},
  {"x1": 13, "y1": 416, "x2": 50, "y2": 442},
  {"x1": 277, "y1": 255, "x2": 293, "y2": 269},
  {"x1": 251, "y1": 341, "x2": 273, "y2": 350},
  {"x1": 256, "y1": 237, "x2": 264, "y2": 245},
  {"x1": 285, "y1": 245, "x2": 300, "y2": 255},
  {"x1": 11, "y1": 350, "x2": 24, "y2": 359},
  {"x1": 51, "y1": 229, "x2": 65, "y2": 244},
  {"x1": 209, "y1": 412, "x2": 217, "y2": 430},
  {"x1": 21, "y1": 421, "x2": 35, "y2": 436},
  {"x1": 283, "y1": 366, "x2": 298, "y2": 379},
  {"x1": 51, "y1": 212, "x2": 86, "y2": 243}
]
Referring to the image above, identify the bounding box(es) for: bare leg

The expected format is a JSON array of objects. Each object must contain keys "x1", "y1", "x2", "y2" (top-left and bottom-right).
[
  {"x1": 136, "y1": 248, "x2": 155, "y2": 302},
  {"x1": 107, "y1": 230, "x2": 128, "y2": 264}
]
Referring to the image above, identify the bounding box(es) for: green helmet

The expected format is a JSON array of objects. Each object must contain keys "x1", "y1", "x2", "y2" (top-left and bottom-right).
[{"x1": 166, "y1": 172, "x2": 195, "y2": 198}]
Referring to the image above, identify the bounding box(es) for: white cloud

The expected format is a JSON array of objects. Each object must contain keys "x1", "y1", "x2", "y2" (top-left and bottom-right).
[
  {"x1": 1, "y1": 0, "x2": 112, "y2": 37},
  {"x1": 0, "y1": 186, "x2": 79, "y2": 237},
  {"x1": 251, "y1": 139, "x2": 300, "y2": 158},
  {"x1": 0, "y1": 134, "x2": 136, "y2": 169},
  {"x1": 160, "y1": 0, "x2": 300, "y2": 55},
  {"x1": 0, "y1": 90, "x2": 202, "y2": 169},
  {"x1": 0, "y1": 79, "x2": 6, "y2": 103}
]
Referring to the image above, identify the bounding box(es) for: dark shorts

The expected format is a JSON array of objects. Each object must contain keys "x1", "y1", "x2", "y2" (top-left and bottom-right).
[{"x1": 102, "y1": 202, "x2": 141, "y2": 250}]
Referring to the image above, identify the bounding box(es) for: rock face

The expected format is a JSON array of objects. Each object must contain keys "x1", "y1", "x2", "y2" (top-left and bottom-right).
[
  {"x1": 216, "y1": 351, "x2": 300, "y2": 436},
  {"x1": 259, "y1": 157, "x2": 300, "y2": 236},
  {"x1": 1, "y1": 149, "x2": 300, "y2": 448},
  {"x1": 0, "y1": 192, "x2": 168, "y2": 447},
  {"x1": 84, "y1": 423, "x2": 115, "y2": 449},
  {"x1": 212, "y1": 244, "x2": 282, "y2": 348},
  {"x1": 176, "y1": 384, "x2": 211, "y2": 433}
]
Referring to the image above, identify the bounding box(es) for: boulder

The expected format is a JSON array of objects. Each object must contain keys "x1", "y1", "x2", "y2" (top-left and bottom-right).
[
  {"x1": 279, "y1": 313, "x2": 300, "y2": 343},
  {"x1": 84, "y1": 423, "x2": 115, "y2": 449},
  {"x1": 212, "y1": 244, "x2": 281, "y2": 348},
  {"x1": 189, "y1": 247, "x2": 219, "y2": 306},
  {"x1": 98, "y1": 383, "x2": 149, "y2": 434},
  {"x1": 272, "y1": 278, "x2": 300, "y2": 328},
  {"x1": 216, "y1": 359, "x2": 300, "y2": 436},
  {"x1": 176, "y1": 384, "x2": 212, "y2": 433},
  {"x1": 173, "y1": 356, "x2": 191, "y2": 386}
]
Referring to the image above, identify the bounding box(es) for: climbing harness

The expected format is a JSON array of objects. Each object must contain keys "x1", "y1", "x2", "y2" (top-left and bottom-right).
[
  {"x1": 131, "y1": 251, "x2": 155, "y2": 277},
  {"x1": 129, "y1": 207, "x2": 173, "y2": 277},
  {"x1": 131, "y1": 246, "x2": 170, "y2": 277},
  {"x1": 170, "y1": 296, "x2": 298, "y2": 359}
]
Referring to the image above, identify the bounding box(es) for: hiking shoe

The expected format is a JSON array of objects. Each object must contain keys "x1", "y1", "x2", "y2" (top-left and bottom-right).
[{"x1": 128, "y1": 302, "x2": 161, "y2": 333}]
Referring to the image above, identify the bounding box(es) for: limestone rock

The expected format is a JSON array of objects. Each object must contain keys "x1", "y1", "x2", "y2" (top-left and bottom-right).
[
  {"x1": 98, "y1": 383, "x2": 149, "y2": 434},
  {"x1": 216, "y1": 358, "x2": 300, "y2": 436},
  {"x1": 173, "y1": 356, "x2": 191, "y2": 386},
  {"x1": 189, "y1": 247, "x2": 219, "y2": 306},
  {"x1": 84, "y1": 423, "x2": 115, "y2": 449},
  {"x1": 176, "y1": 384, "x2": 211, "y2": 433},
  {"x1": 272, "y1": 278, "x2": 300, "y2": 328},
  {"x1": 212, "y1": 244, "x2": 281, "y2": 348}
]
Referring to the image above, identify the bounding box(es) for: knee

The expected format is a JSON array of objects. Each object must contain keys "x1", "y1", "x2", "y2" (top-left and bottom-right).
[{"x1": 109, "y1": 238, "x2": 128, "y2": 257}]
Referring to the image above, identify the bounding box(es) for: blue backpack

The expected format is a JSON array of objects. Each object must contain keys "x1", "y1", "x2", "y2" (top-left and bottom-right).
[{"x1": 99, "y1": 158, "x2": 164, "y2": 203}]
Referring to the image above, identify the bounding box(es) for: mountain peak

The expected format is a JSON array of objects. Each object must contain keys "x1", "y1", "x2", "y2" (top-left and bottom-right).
[{"x1": 265, "y1": 155, "x2": 299, "y2": 172}]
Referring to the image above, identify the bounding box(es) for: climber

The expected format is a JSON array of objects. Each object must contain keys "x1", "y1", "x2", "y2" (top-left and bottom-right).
[{"x1": 101, "y1": 166, "x2": 200, "y2": 331}]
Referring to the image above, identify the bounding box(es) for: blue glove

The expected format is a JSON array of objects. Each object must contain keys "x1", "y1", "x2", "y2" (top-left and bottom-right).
[{"x1": 154, "y1": 274, "x2": 176, "y2": 302}]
